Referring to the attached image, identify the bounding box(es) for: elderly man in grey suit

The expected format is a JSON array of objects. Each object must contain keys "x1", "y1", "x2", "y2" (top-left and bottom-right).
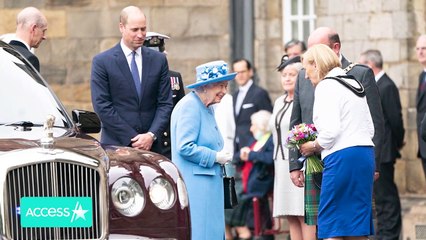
[
  {"x1": 288, "y1": 27, "x2": 385, "y2": 236},
  {"x1": 9, "y1": 7, "x2": 48, "y2": 72},
  {"x1": 290, "y1": 26, "x2": 384, "y2": 181}
]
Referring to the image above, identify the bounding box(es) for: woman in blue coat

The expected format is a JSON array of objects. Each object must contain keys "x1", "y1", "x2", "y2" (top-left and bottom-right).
[{"x1": 171, "y1": 60, "x2": 237, "y2": 239}]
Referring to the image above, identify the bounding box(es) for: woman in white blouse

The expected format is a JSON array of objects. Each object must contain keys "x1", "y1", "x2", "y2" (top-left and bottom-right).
[
  {"x1": 299, "y1": 44, "x2": 375, "y2": 240},
  {"x1": 269, "y1": 55, "x2": 316, "y2": 240}
]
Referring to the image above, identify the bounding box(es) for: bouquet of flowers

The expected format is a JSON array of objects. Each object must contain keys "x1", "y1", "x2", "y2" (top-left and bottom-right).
[
  {"x1": 287, "y1": 123, "x2": 323, "y2": 225},
  {"x1": 286, "y1": 123, "x2": 323, "y2": 175}
]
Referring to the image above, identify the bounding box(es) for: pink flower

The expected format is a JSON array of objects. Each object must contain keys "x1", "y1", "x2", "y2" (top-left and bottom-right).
[{"x1": 286, "y1": 123, "x2": 318, "y2": 149}]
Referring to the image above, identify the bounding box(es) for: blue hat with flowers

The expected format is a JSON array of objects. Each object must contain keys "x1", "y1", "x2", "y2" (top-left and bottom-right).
[{"x1": 186, "y1": 60, "x2": 237, "y2": 89}]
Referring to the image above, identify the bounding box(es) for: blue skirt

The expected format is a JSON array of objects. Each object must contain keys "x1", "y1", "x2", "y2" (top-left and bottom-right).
[{"x1": 318, "y1": 146, "x2": 375, "y2": 238}]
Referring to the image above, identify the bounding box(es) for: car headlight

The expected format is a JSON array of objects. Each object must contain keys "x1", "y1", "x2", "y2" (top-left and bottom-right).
[
  {"x1": 149, "y1": 177, "x2": 175, "y2": 210},
  {"x1": 177, "y1": 177, "x2": 189, "y2": 208},
  {"x1": 111, "y1": 177, "x2": 145, "y2": 217}
]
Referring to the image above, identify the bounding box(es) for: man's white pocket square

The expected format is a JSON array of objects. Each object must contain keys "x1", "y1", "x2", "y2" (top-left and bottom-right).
[{"x1": 242, "y1": 103, "x2": 254, "y2": 109}]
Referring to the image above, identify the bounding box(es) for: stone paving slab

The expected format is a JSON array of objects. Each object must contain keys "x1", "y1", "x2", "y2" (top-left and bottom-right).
[{"x1": 267, "y1": 194, "x2": 426, "y2": 240}]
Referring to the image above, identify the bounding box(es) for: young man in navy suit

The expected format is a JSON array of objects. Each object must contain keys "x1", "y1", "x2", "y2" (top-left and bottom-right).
[
  {"x1": 9, "y1": 7, "x2": 48, "y2": 72},
  {"x1": 90, "y1": 6, "x2": 172, "y2": 154}
]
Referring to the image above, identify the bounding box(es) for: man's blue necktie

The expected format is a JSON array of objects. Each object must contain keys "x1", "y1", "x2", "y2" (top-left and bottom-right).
[{"x1": 131, "y1": 51, "x2": 141, "y2": 98}]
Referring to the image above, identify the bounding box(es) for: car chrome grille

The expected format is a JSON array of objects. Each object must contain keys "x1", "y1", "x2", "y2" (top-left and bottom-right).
[{"x1": 5, "y1": 161, "x2": 102, "y2": 240}]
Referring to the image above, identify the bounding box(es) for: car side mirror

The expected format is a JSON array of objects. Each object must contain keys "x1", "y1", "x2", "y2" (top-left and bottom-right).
[{"x1": 72, "y1": 109, "x2": 101, "y2": 134}]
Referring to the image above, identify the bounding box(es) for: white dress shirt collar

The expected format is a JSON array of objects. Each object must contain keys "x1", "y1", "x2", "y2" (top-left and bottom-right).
[
  {"x1": 120, "y1": 40, "x2": 142, "y2": 80},
  {"x1": 120, "y1": 40, "x2": 142, "y2": 57},
  {"x1": 239, "y1": 79, "x2": 253, "y2": 92},
  {"x1": 375, "y1": 70, "x2": 385, "y2": 82}
]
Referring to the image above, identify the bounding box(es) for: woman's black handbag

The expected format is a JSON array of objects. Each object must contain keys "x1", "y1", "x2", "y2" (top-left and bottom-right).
[{"x1": 222, "y1": 165, "x2": 238, "y2": 209}]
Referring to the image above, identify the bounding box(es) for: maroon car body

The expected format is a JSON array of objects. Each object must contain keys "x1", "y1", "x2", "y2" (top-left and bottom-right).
[{"x1": 0, "y1": 40, "x2": 190, "y2": 239}]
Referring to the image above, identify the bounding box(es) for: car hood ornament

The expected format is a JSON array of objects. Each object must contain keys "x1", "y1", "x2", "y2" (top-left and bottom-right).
[{"x1": 40, "y1": 114, "x2": 56, "y2": 152}]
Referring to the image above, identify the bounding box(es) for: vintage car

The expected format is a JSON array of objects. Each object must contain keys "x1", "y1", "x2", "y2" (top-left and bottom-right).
[{"x1": 0, "y1": 40, "x2": 191, "y2": 239}]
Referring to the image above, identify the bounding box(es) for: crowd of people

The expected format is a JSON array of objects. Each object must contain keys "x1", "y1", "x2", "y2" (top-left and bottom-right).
[{"x1": 7, "y1": 4, "x2": 426, "y2": 240}]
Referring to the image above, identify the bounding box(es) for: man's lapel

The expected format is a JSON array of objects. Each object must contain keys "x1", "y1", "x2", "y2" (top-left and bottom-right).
[
  {"x1": 114, "y1": 44, "x2": 139, "y2": 100},
  {"x1": 141, "y1": 47, "x2": 152, "y2": 101}
]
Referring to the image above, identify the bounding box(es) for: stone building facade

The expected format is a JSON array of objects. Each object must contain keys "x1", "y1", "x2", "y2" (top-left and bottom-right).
[
  {"x1": 254, "y1": 0, "x2": 426, "y2": 195},
  {"x1": 0, "y1": 0, "x2": 425, "y2": 194}
]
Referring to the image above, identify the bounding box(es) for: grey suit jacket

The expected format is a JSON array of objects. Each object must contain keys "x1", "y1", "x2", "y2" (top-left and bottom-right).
[{"x1": 289, "y1": 55, "x2": 385, "y2": 172}]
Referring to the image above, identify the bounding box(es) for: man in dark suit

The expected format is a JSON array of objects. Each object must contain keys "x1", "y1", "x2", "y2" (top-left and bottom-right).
[
  {"x1": 91, "y1": 6, "x2": 172, "y2": 154},
  {"x1": 359, "y1": 49, "x2": 404, "y2": 240},
  {"x1": 143, "y1": 31, "x2": 185, "y2": 159},
  {"x1": 416, "y1": 34, "x2": 426, "y2": 179},
  {"x1": 226, "y1": 58, "x2": 272, "y2": 239},
  {"x1": 9, "y1": 7, "x2": 48, "y2": 72},
  {"x1": 232, "y1": 59, "x2": 273, "y2": 152}
]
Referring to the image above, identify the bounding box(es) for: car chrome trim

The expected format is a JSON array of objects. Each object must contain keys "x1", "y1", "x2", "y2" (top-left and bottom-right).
[{"x1": 0, "y1": 148, "x2": 108, "y2": 240}]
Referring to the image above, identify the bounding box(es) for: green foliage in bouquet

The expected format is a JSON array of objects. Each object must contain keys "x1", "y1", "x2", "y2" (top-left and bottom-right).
[{"x1": 286, "y1": 123, "x2": 323, "y2": 174}]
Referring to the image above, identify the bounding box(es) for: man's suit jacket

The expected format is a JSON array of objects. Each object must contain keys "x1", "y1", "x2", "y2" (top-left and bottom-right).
[
  {"x1": 91, "y1": 43, "x2": 173, "y2": 153},
  {"x1": 420, "y1": 111, "x2": 426, "y2": 143},
  {"x1": 159, "y1": 70, "x2": 185, "y2": 159},
  {"x1": 416, "y1": 71, "x2": 426, "y2": 158},
  {"x1": 289, "y1": 55, "x2": 385, "y2": 172},
  {"x1": 233, "y1": 84, "x2": 272, "y2": 153},
  {"x1": 9, "y1": 40, "x2": 40, "y2": 71},
  {"x1": 377, "y1": 73, "x2": 404, "y2": 163}
]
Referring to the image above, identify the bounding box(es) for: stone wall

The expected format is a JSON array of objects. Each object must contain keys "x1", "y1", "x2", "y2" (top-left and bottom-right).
[{"x1": 253, "y1": 0, "x2": 283, "y2": 99}]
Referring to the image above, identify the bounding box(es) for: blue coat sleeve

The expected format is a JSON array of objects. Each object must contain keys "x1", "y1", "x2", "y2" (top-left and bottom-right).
[{"x1": 173, "y1": 100, "x2": 217, "y2": 168}]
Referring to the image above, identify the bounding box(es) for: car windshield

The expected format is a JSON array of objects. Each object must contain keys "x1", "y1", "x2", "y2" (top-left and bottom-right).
[{"x1": 0, "y1": 43, "x2": 71, "y2": 128}]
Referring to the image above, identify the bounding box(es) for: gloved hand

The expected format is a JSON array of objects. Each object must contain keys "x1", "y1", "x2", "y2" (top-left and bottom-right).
[{"x1": 215, "y1": 151, "x2": 232, "y2": 165}]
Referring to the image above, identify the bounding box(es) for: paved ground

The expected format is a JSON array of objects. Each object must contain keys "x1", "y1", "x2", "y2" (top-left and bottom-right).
[{"x1": 266, "y1": 194, "x2": 426, "y2": 240}]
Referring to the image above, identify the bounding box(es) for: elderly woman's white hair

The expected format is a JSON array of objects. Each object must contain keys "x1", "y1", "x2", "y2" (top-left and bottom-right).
[{"x1": 250, "y1": 110, "x2": 272, "y2": 132}]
